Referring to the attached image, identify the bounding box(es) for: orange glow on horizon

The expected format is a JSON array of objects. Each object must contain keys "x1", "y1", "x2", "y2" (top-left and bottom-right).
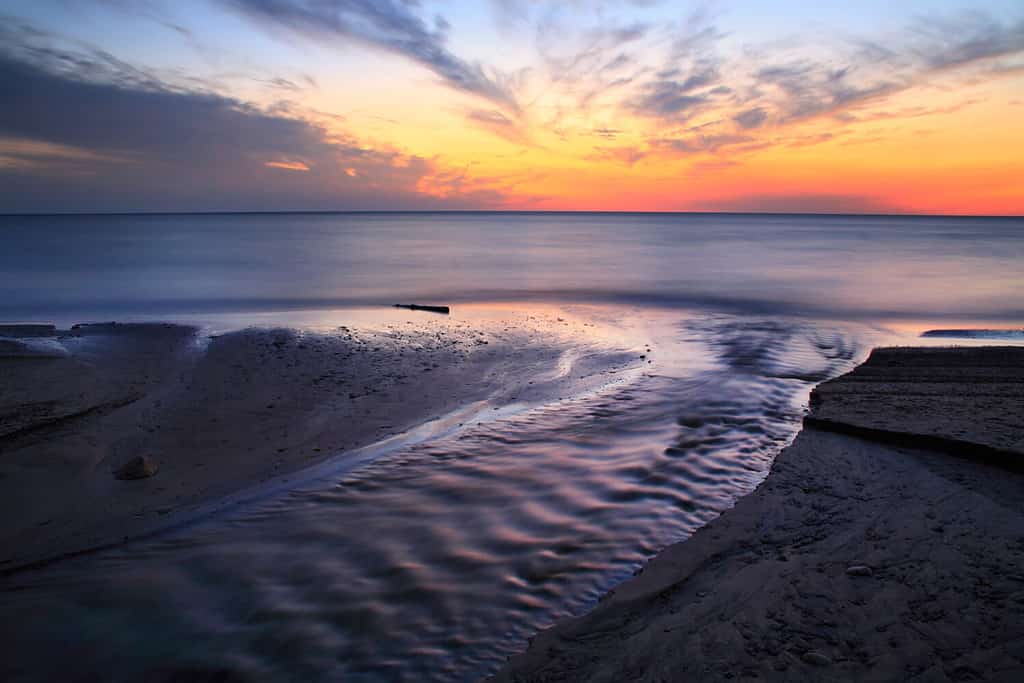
[{"x1": 2, "y1": 1, "x2": 1022, "y2": 216}]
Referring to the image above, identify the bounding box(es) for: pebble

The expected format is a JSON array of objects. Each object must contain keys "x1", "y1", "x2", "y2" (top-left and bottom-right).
[
  {"x1": 846, "y1": 565, "x2": 874, "y2": 577},
  {"x1": 801, "y1": 651, "x2": 832, "y2": 666},
  {"x1": 114, "y1": 455, "x2": 159, "y2": 480}
]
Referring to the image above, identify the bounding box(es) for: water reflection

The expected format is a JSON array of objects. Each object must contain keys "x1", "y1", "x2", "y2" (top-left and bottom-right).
[{"x1": 0, "y1": 311, "x2": 872, "y2": 682}]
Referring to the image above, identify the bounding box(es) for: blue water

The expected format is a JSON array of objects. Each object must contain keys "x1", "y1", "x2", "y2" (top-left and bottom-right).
[{"x1": 2, "y1": 212, "x2": 1022, "y2": 321}]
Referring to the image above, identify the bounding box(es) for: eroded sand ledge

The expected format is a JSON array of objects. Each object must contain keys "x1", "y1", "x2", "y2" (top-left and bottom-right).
[{"x1": 494, "y1": 346, "x2": 1024, "y2": 682}]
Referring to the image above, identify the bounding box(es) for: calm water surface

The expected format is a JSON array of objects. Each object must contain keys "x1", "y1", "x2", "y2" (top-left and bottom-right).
[{"x1": 2, "y1": 212, "x2": 1022, "y2": 320}]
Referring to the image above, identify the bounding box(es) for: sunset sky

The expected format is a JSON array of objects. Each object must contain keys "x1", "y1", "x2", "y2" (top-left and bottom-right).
[{"x1": 1, "y1": 1, "x2": 1022, "y2": 214}]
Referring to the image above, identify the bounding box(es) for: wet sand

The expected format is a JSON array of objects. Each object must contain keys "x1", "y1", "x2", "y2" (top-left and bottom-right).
[
  {"x1": 0, "y1": 312, "x2": 870, "y2": 682},
  {"x1": 494, "y1": 346, "x2": 1024, "y2": 682},
  {"x1": 0, "y1": 312, "x2": 638, "y2": 573}
]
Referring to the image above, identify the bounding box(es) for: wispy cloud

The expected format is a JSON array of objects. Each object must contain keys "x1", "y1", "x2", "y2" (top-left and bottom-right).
[
  {"x1": 629, "y1": 66, "x2": 721, "y2": 118},
  {"x1": 652, "y1": 133, "x2": 757, "y2": 156},
  {"x1": 588, "y1": 131, "x2": 761, "y2": 168},
  {"x1": 630, "y1": 83, "x2": 706, "y2": 118},
  {"x1": 223, "y1": 0, "x2": 519, "y2": 112},
  {"x1": 909, "y1": 10, "x2": 1024, "y2": 71},
  {"x1": 465, "y1": 109, "x2": 530, "y2": 144},
  {"x1": 587, "y1": 145, "x2": 647, "y2": 166},
  {"x1": 610, "y1": 7, "x2": 1024, "y2": 138},
  {"x1": 730, "y1": 11, "x2": 1024, "y2": 128},
  {"x1": 733, "y1": 107, "x2": 767, "y2": 129},
  {"x1": 624, "y1": 7, "x2": 724, "y2": 119},
  {"x1": 264, "y1": 159, "x2": 310, "y2": 171},
  {"x1": 750, "y1": 62, "x2": 901, "y2": 122}
]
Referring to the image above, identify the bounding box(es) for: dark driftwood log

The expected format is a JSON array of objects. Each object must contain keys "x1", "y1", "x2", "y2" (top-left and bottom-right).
[{"x1": 393, "y1": 304, "x2": 450, "y2": 314}]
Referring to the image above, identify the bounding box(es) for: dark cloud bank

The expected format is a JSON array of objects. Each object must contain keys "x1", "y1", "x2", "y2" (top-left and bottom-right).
[{"x1": 0, "y1": 41, "x2": 501, "y2": 212}]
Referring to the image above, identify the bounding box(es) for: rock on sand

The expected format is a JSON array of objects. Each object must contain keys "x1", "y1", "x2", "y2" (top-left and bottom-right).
[{"x1": 114, "y1": 456, "x2": 159, "y2": 480}]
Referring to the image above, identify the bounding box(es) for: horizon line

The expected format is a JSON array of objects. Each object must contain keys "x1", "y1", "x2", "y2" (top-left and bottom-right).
[{"x1": 1, "y1": 209, "x2": 1021, "y2": 219}]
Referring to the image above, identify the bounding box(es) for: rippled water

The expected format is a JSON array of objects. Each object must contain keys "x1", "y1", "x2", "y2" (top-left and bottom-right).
[{"x1": 0, "y1": 311, "x2": 871, "y2": 682}]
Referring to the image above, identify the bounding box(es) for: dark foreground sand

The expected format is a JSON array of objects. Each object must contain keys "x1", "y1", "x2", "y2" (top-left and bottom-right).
[
  {"x1": 0, "y1": 313, "x2": 637, "y2": 573},
  {"x1": 494, "y1": 346, "x2": 1024, "y2": 682}
]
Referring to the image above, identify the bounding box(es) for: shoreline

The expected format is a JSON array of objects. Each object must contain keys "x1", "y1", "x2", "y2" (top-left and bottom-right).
[
  {"x1": 493, "y1": 345, "x2": 1024, "y2": 681},
  {"x1": 0, "y1": 311, "x2": 642, "y2": 574},
  {"x1": 6, "y1": 312, "x2": 1024, "y2": 679},
  {"x1": 1, "y1": 308, "x2": 878, "y2": 683}
]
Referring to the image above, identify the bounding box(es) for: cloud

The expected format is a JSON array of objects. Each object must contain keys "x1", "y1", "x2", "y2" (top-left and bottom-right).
[
  {"x1": 783, "y1": 131, "x2": 840, "y2": 148},
  {"x1": 0, "y1": 137, "x2": 132, "y2": 171},
  {"x1": 750, "y1": 61, "x2": 901, "y2": 122},
  {"x1": 539, "y1": 24, "x2": 648, "y2": 85},
  {"x1": 0, "y1": 40, "x2": 512, "y2": 211},
  {"x1": 626, "y1": 8, "x2": 725, "y2": 120},
  {"x1": 603, "y1": 6, "x2": 1024, "y2": 147},
  {"x1": 222, "y1": 0, "x2": 519, "y2": 112},
  {"x1": 4, "y1": 4, "x2": 1023, "y2": 212},
  {"x1": 910, "y1": 11, "x2": 1024, "y2": 71},
  {"x1": 591, "y1": 127, "x2": 621, "y2": 139},
  {"x1": 667, "y1": 6, "x2": 726, "y2": 61},
  {"x1": 629, "y1": 65, "x2": 723, "y2": 118},
  {"x1": 490, "y1": 2, "x2": 1015, "y2": 142},
  {"x1": 0, "y1": 48, "x2": 326, "y2": 165},
  {"x1": 93, "y1": 0, "x2": 196, "y2": 40},
  {"x1": 733, "y1": 107, "x2": 767, "y2": 129},
  {"x1": 652, "y1": 133, "x2": 757, "y2": 156},
  {"x1": 599, "y1": 53, "x2": 632, "y2": 73},
  {"x1": 628, "y1": 47, "x2": 727, "y2": 120},
  {"x1": 258, "y1": 75, "x2": 313, "y2": 92},
  {"x1": 736, "y1": 11, "x2": 1024, "y2": 127},
  {"x1": 845, "y1": 98, "x2": 983, "y2": 123},
  {"x1": 588, "y1": 131, "x2": 760, "y2": 167},
  {"x1": 609, "y1": 23, "x2": 650, "y2": 45},
  {"x1": 490, "y1": 0, "x2": 530, "y2": 34},
  {"x1": 587, "y1": 146, "x2": 647, "y2": 166},
  {"x1": 630, "y1": 82, "x2": 707, "y2": 117},
  {"x1": 265, "y1": 159, "x2": 310, "y2": 171},
  {"x1": 532, "y1": 8, "x2": 655, "y2": 117},
  {"x1": 465, "y1": 108, "x2": 529, "y2": 144}
]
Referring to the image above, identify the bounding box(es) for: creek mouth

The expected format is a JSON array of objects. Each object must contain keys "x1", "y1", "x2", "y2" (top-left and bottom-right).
[{"x1": 0, "y1": 309, "x2": 868, "y2": 682}]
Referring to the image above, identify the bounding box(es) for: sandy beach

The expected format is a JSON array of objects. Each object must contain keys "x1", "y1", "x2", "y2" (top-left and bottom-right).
[
  {"x1": 5, "y1": 315, "x2": 1024, "y2": 681},
  {"x1": 494, "y1": 346, "x2": 1024, "y2": 682},
  {"x1": 0, "y1": 311, "x2": 639, "y2": 574}
]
